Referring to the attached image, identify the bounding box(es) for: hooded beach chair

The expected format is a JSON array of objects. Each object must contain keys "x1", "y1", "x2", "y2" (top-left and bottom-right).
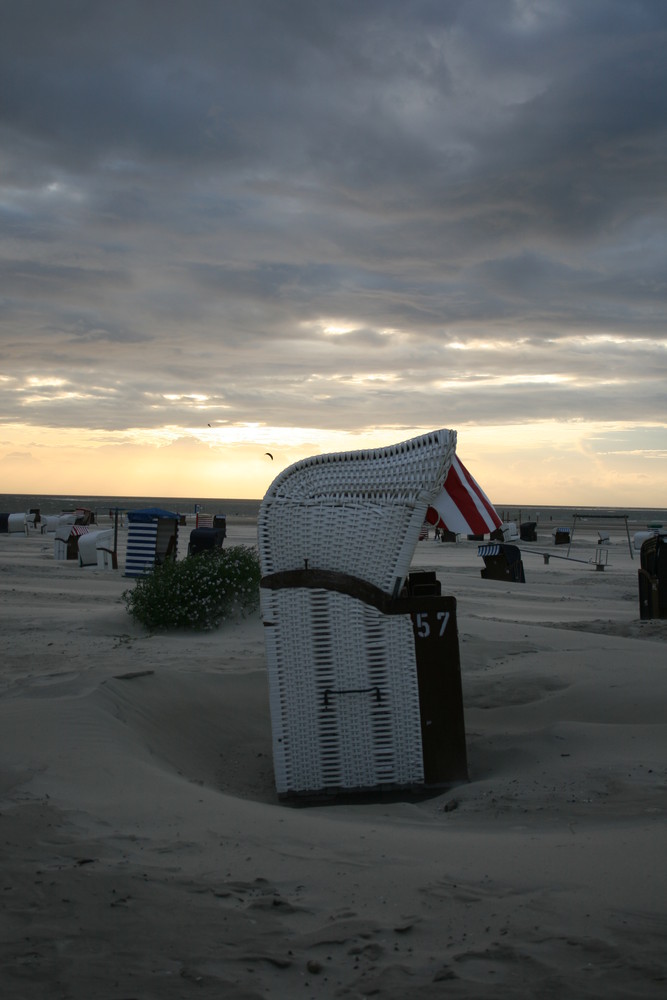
[
  {"x1": 188, "y1": 526, "x2": 225, "y2": 556},
  {"x1": 54, "y1": 524, "x2": 90, "y2": 560},
  {"x1": 638, "y1": 534, "x2": 667, "y2": 620},
  {"x1": 124, "y1": 508, "x2": 179, "y2": 577},
  {"x1": 7, "y1": 513, "x2": 27, "y2": 534},
  {"x1": 258, "y1": 429, "x2": 469, "y2": 801},
  {"x1": 77, "y1": 529, "x2": 113, "y2": 567},
  {"x1": 477, "y1": 543, "x2": 526, "y2": 583},
  {"x1": 25, "y1": 509, "x2": 41, "y2": 533},
  {"x1": 520, "y1": 521, "x2": 538, "y2": 542}
]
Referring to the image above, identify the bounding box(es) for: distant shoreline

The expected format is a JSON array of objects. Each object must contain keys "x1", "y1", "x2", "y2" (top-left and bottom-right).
[{"x1": 1, "y1": 493, "x2": 666, "y2": 530}]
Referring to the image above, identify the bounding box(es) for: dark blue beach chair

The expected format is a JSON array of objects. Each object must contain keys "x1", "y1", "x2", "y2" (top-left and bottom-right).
[
  {"x1": 638, "y1": 534, "x2": 667, "y2": 619},
  {"x1": 188, "y1": 526, "x2": 225, "y2": 557},
  {"x1": 478, "y1": 543, "x2": 526, "y2": 583}
]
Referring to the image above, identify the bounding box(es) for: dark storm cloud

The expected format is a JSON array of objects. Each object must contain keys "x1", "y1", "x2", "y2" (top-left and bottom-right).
[
  {"x1": 0, "y1": 260, "x2": 130, "y2": 298},
  {"x1": 1, "y1": 0, "x2": 666, "y2": 438}
]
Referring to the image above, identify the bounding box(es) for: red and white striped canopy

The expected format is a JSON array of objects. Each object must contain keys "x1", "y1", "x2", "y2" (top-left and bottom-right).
[{"x1": 426, "y1": 456, "x2": 501, "y2": 536}]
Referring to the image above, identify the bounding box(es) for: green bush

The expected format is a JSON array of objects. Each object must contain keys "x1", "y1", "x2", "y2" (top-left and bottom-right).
[{"x1": 123, "y1": 545, "x2": 262, "y2": 631}]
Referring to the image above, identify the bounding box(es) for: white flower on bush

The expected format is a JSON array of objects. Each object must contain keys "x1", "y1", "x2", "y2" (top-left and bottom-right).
[{"x1": 123, "y1": 546, "x2": 261, "y2": 631}]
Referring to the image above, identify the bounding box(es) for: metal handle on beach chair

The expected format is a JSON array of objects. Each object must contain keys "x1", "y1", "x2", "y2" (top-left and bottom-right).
[{"x1": 322, "y1": 685, "x2": 382, "y2": 709}]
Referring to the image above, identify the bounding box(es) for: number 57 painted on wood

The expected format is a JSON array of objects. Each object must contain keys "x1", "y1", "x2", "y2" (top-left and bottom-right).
[{"x1": 414, "y1": 611, "x2": 450, "y2": 638}]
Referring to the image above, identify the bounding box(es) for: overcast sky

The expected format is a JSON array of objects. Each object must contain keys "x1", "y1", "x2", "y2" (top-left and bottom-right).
[{"x1": 1, "y1": 0, "x2": 666, "y2": 503}]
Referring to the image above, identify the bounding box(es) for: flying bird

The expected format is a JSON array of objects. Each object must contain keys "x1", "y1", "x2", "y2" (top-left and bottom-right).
[{"x1": 265, "y1": 452, "x2": 274, "y2": 460}]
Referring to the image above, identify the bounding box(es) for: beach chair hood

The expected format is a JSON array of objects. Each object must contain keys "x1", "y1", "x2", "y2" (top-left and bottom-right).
[
  {"x1": 426, "y1": 455, "x2": 501, "y2": 536},
  {"x1": 127, "y1": 508, "x2": 179, "y2": 522}
]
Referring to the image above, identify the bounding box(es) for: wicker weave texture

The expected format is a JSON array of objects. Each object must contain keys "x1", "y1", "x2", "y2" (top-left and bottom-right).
[
  {"x1": 258, "y1": 429, "x2": 456, "y2": 592},
  {"x1": 259, "y1": 429, "x2": 459, "y2": 797},
  {"x1": 262, "y1": 586, "x2": 424, "y2": 795}
]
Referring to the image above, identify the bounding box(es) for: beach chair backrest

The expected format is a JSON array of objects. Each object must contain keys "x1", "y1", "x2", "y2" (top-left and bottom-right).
[{"x1": 258, "y1": 429, "x2": 456, "y2": 596}]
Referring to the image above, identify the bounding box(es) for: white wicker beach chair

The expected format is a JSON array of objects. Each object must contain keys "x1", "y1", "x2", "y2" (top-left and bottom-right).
[{"x1": 258, "y1": 429, "x2": 468, "y2": 800}]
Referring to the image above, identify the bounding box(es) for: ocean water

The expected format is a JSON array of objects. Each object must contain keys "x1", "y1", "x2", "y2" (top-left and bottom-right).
[
  {"x1": 0, "y1": 494, "x2": 261, "y2": 519},
  {"x1": 0, "y1": 494, "x2": 665, "y2": 529}
]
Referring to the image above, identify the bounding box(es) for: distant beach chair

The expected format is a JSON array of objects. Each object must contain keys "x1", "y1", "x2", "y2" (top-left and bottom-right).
[
  {"x1": 634, "y1": 530, "x2": 658, "y2": 551},
  {"x1": 25, "y1": 509, "x2": 41, "y2": 533},
  {"x1": 258, "y1": 429, "x2": 469, "y2": 800},
  {"x1": 96, "y1": 532, "x2": 118, "y2": 570},
  {"x1": 1, "y1": 512, "x2": 22, "y2": 533},
  {"x1": 41, "y1": 513, "x2": 72, "y2": 534},
  {"x1": 438, "y1": 529, "x2": 460, "y2": 543},
  {"x1": 6, "y1": 513, "x2": 27, "y2": 534},
  {"x1": 520, "y1": 521, "x2": 538, "y2": 542},
  {"x1": 77, "y1": 529, "x2": 113, "y2": 567},
  {"x1": 187, "y1": 526, "x2": 225, "y2": 556},
  {"x1": 638, "y1": 534, "x2": 667, "y2": 620},
  {"x1": 71, "y1": 507, "x2": 95, "y2": 525},
  {"x1": 124, "y1": 508, "x2": 179, "y2": 577},
  {"x1": 54, "y1": 524, "x2": 90, "y2": 560},
  {"x1": 553, "y1": 527, "x2": 570, "y2": 545},
  {"x1": 477, "y1": 543, "x2": 526, "y2": 583}
]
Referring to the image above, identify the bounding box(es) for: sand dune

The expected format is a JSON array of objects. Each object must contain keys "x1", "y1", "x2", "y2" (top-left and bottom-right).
[{"x1": 1, "y1": 521, "x2": 666, "y2": 998}]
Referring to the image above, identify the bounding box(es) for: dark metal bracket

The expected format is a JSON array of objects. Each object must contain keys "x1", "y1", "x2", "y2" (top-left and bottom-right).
[{"x1": 323, "y1": 686, "x2": 381, "y2": 709}]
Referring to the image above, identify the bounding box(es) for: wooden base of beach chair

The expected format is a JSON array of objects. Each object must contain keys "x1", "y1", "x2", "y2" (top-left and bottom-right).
[{"x1": 261, "y1": 570, "x2": 468, "y2": 800}]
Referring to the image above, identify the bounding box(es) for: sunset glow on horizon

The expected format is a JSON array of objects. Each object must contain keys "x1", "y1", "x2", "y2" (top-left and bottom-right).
[{"x1": 1, "y1": 3, "x2": 665, "y2": 506}]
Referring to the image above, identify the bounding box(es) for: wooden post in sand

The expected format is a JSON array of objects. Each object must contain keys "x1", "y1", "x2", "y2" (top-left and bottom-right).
[{"x1": 113, "y1": 508, "x2": 119, "y2": 570}]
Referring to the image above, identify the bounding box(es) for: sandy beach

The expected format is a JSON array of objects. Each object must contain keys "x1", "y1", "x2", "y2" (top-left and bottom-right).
[{"x1": 1, "y1": 517, "x2": 666, "y2": 998}]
